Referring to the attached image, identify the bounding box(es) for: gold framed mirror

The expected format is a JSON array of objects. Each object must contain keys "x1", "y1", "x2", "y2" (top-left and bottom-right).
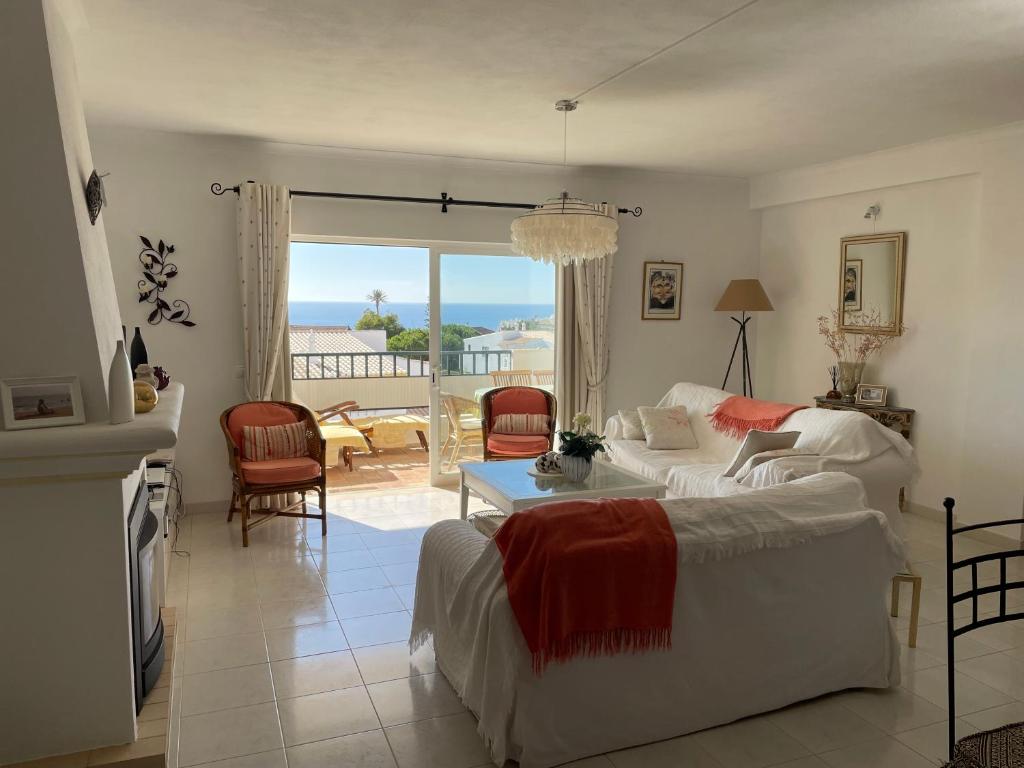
[{"x1": 839, "y1": 231, "x2": 906, "y2": 335}]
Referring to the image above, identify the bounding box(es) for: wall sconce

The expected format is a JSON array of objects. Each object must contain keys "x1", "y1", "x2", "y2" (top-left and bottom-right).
[{"x1": 864, "y1": 204, "x2": 881, "y2": 221}]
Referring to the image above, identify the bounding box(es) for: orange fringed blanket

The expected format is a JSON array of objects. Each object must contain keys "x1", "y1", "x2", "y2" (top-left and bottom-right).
[
  {"x1": 493, "y1": 497, "x2": 677, "y2": 674},
  {"x1": 709, "y1": 395, "x2": 807, "y2": 439}
]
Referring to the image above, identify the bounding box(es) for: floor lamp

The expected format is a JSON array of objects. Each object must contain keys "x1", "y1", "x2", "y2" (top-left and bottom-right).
[{"x1": 714, "y1": 279, "x2": 774, "y2": 397}]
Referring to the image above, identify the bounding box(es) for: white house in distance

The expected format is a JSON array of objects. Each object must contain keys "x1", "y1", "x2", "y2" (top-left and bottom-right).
[{"x1": 462, "y1": 328, "x2": 554, "y2": 352}]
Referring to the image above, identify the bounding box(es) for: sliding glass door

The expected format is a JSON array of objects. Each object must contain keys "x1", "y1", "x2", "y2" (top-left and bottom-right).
[
  {"x1": 287, "y1": 237, "x2": 555, "y2": 490},
  {"x1": 428, "y1": 249, "x2": 556, "y2": 484}
]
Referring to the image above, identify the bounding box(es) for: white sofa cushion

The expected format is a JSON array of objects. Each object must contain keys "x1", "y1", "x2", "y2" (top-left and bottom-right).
[
  {"x1": 618, "y1": 409, "x2": 645, "y2": 440},
  {"x1": 722, "y1": 429, "x2": 801, "y2": 478},
  {"x1": 638, "y1": 405, "x2": 698, "y2": 449}
]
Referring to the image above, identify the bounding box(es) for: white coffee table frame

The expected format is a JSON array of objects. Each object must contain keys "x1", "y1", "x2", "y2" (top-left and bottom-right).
[{"x1": 459, "y1": 458, "x2": 667, "y2": 519}]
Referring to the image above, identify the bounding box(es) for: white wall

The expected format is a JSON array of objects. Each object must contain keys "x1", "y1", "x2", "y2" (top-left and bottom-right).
[
  {"x1": 0, "y1": 0, "x2": 121, "y2": 421},
  {"x1": 752, "y1": 123, "x2": 1024, "y2": 526},
  {"x1": 90, "y1": 125, "x2": 758, "y2": 503}
]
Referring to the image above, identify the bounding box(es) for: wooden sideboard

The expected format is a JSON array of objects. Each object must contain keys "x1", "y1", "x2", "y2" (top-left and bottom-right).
[{"x1": 813, "y1": 396, "x2": 914, "y2": 440}]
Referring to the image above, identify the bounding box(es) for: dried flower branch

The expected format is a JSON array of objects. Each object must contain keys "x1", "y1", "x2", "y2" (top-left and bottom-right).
[{"x1": 817, "y1": 309, "x2": 904, "y2": 364}]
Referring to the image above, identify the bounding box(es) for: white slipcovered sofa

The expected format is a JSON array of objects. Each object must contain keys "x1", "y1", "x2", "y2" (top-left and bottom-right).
[{"x1": 604, "y1": 382, "x2": 916, "y2": 535}]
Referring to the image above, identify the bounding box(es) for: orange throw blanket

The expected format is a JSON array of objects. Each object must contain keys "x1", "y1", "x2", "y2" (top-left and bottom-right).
[
  {"x1": 709, "y1": 395, "x2": 807, "y2": 439},
  {"x1": 493, "y1": 497, "x2": 677, "y2": 674}
]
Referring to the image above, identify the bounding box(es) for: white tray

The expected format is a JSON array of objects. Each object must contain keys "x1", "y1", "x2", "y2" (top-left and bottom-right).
[{"x1": 527, "y1": 466, "x2": 563, "y2": 478}]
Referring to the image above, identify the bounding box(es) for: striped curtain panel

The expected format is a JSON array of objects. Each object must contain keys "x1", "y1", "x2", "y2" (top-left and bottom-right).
[{"x1": 238, "y1": 182, "x2": 293, "y2": 403}]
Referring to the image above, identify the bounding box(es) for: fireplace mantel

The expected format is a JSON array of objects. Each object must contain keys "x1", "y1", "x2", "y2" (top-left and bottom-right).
[{"x1": 0, "y1": 383, "x2": 183, "y2": 483}]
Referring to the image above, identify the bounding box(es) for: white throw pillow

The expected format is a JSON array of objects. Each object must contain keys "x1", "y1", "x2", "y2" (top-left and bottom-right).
[
  {"x1": 618, "y1": 409, "x2": 645, "y2": 440},
  {"x1": 722, "y1": 430, "x2": 801, "y2": 478},
  {"x1": 637, "y1": 406, "x2": 698, "y2": 450},
  {"x1": 733, "y1": 448, "x2": 818, "y2": 482}
]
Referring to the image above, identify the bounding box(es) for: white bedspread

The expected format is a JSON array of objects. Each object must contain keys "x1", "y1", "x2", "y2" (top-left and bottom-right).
[{"x1": 411, "y1": 473, "x2": 904, "y2": 768}]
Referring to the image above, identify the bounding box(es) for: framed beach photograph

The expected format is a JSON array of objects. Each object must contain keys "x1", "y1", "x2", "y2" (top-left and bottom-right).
[
  {"x1": 1, "y1": 376, "x2": 85, "y2": 430},
  {"x1": 855, "y1": 383, "x2": 888, "y2": 407},
  {"x1": 642, "y1": 261, "x2": 683, "y2": 320},
  {"x1": 842, "y1": 258, "x2": 863, "y2": 313}
]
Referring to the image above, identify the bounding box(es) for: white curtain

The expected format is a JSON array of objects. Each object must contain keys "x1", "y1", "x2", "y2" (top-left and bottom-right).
[
  {"x1": 238, "y1": 182, "x2": 292, "y2": 403},
  {"x1": 557, "y1": 203, "x2": 617, "y2": 430}
]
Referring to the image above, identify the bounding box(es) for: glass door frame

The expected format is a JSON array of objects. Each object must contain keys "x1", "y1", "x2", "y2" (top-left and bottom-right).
[{"x1": 290, "y1": 234, "x2": 532, "y2": 488}]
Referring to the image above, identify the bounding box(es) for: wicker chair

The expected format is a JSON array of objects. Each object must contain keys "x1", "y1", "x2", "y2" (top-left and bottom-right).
[
  {"x1": 480, "y1": 386, "x2": 556, "y2": 461},
  {"x1": 220, "y1": 401, "x2": 327, "y2": 547},
  {"x1": 440, "y1": 393, "x2": 483, "y2": 470}
]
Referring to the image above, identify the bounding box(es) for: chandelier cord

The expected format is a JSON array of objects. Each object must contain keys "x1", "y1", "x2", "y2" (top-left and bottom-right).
[{"x1": 570, "y1": 0, "x2": 763, "y2": 102}]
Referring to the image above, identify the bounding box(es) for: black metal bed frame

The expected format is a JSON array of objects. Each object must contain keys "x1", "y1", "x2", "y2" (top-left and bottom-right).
[{"x1": 945, "y1": 496, "x2": 1024, "y2": 761}]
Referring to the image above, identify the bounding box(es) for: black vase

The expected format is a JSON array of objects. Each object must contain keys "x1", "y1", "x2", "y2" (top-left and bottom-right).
[{"x1": 129, "y1": 327, "x2": 148, "y2": 378}]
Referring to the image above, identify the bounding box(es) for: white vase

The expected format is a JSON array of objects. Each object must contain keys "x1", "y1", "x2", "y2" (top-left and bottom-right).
[
  {"x1": 108, "y1": 340, "x2": 135, "y2": 424},
  {"x1": 560, "y1": 454, "x2": 593, "y2": 482}
]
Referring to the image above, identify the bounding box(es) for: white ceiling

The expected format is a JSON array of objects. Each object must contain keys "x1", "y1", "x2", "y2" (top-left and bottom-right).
[{"x1": 75, "y1": 0, "x2": 1024, "y2": 177}]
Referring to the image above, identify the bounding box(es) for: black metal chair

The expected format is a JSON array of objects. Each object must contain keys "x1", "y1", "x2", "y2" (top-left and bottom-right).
[{"x1": 945, "y1": 497, "x2": 1024, "y2": 767}]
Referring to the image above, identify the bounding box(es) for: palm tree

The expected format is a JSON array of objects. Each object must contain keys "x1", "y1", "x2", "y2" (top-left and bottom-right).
[{"x1": 366, "y1": 289, "x2": 388, "y2": 315}]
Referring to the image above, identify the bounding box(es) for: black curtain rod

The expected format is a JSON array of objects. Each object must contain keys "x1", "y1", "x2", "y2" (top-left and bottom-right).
[{"x1": 210, "y1": 182, "x2": 642, "y2": 217}]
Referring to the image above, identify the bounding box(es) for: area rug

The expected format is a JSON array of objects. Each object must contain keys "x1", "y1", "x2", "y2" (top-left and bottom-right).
[{"x1": 947, "y1": 721, "x2": 1024, "y2": 767}]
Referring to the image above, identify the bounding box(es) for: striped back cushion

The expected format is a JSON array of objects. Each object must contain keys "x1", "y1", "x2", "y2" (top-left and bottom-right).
[
  {"x1": 242, "y1": 421, "x2": 309, "y2": 461},
  {"x1": 493, "y1": 413, "x2": 550, "y2": 435}
]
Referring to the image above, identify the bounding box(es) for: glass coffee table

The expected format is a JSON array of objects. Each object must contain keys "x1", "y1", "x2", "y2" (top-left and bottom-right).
[{"x1": 459, "y1": 458, "x2": 667, "y2": 520}]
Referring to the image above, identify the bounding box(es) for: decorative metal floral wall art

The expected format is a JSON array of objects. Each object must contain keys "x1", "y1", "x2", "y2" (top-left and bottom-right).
[{"x1": 137, "y1": 235, "x2": 197, "y2": 327}]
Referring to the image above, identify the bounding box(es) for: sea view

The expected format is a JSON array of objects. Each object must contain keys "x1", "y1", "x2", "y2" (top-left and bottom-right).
[{"x1": 289, "y1": 301, "x2": 555, "y2": 331}]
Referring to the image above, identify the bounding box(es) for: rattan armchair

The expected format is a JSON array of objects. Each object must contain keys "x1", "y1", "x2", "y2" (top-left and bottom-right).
[{"x1": 220, "y1": 401, "x2": 327, "y2": 547}]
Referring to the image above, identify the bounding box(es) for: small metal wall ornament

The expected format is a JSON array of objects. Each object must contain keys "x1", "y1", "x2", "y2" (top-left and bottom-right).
[
  {"x1": 137, "y1": 235, "x2": 197, "y2": 327},
  {"x1": 85, "y1": 171, "x2": 108, "y2": 225}
]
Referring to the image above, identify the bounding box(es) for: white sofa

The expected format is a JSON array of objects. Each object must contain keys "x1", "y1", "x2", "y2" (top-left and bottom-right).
[
  {"x1": 413, "y1": 473, "x2": 904, "y2": 768},
  {"x1": 604, "y1": 382, "x2": 916, "y2": 535}
]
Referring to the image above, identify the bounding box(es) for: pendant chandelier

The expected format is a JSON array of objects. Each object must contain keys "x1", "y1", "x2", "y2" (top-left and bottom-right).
[{"x1": 511, "y1": 100, "x2": 619, "y2": 265}]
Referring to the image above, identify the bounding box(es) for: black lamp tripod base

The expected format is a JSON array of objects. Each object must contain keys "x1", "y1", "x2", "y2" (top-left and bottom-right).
[{"x1": 721, "y1": 311, "x2": 754, "y2": 397}]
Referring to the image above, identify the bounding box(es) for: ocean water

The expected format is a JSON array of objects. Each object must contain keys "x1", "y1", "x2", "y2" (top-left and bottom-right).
[{"x1": 289, "y1": 301, "x2": 554, "y2": 331}]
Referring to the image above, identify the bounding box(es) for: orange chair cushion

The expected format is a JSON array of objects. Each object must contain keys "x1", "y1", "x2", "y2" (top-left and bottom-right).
[
  {"x1": 227, "y1": 402, "x2": 301, "y2": 448},
  {"x1": 487, "y1": 433, "x2": 550, "y2": 456},
  {"x1": 240, "y1": 457, "x2": 321, "y2": 486},
  {"x1": 488, "y1": 387, "x2": 551, "y2": 427}
]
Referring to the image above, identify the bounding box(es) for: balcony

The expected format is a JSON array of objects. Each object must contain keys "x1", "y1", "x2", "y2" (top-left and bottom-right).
[{"x1": 291, "y1": 349, "x2": 554, "y2": 492}]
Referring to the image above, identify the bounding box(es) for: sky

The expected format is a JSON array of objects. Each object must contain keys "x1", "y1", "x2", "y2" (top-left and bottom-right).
[{"x1": 288, "y1": 242, "x2": 555, "y2": 304}]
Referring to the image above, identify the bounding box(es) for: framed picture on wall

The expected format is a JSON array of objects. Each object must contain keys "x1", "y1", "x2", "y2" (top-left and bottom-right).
[
  {"x1": 843, "y1": 258, "x2": 863, "y2": 313},
  {"x1": 641, "y1": 261, "x2": 683, "y2": 320},
  {"x1": 1, "y1": 376, "x2": 85, "y2": 430}
]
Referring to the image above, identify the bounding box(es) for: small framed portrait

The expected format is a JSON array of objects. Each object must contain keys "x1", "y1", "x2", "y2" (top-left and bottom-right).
[
  {"x1": 1, "y1": 376, "x2": 85, "y2": 430},
  {"x1": 855, "y1": 383, "x2": 888, "y2": 407},
  {"x1": 843, "y1": 258, "x2": 863, "y2": 313},
  {"x1": 642, "y1": 261, "x2": 683, "y2": 320}
]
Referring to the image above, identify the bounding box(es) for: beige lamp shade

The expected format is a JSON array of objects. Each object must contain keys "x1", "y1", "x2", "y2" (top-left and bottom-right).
[{"x1": 714, "y1": 279, "x2": 774, "y2": 312}]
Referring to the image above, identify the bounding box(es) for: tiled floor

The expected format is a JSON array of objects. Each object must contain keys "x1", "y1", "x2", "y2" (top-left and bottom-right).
[{"x1": 166, "y1": 492, "x2": 1023, "y2": 768}]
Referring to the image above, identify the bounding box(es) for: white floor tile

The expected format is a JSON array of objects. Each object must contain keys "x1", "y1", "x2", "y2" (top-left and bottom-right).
[
  {"x1": 393, "y1": 583, "x2": 416, "y2": 611},
  {"x1": 957, "y1": 651, "x2": 1024, "y2": 698},
  {"x1": 188, "y1": 749, "x2": 286, "y2": 768},
  {"x1": 833, "y1": 688, "x2": 947, "y2": 735},
  {"x1": 316, "y1": 548, "x2": 380, "y2": 573},
  {"x1": 902, "y1": 666, "x2": 1013, "y2": 714},
  {"x1": 265, "y1": 620, "x2": 348, "y2": 661},
  {"x1": 367, "y1": 672, "x2": 467, "y2": 727},
  {"x1": 186, "y1": 604, "x2": 264, "y2": 641},
  {"x1": 606, "y1": 734, "x2": 723, "y2": 767},
  {"x1": 351, "y1": 640, "x2": 437, "y2": 685},
  {"x1": 323, "y1": 566, "x2": 393, "y2": 595},
  {"x1": 259, "y1": 596, "x2": 336, "y2": 630},
  {"x1": 341, "y1": 611, "x2": 413, "y2": 648},
  {"x1": 331, "y1": 587, "x2": 406, "y2": 619},
  {"x1": 962, "y1": 701, "x2": 1024, "y2": 731},
  {"x1": 286, "y1": 729, "x2": 397, "y2": 768},
  {"x1": 694, "y1": 717, "x2": 810, "y2": 768},
  {"x1": 276, "y1": 685, "x2": 380, "y2": 747},
  {"x1": 818, "y1": 736, "x2": 935, "y2": 768},
  {"x1": 180, "y1": 663, "x2": 275, "y2": 716},
  {"x1": 183, "y1": 632, "x2": 269, "y2": 675},
  {"x1": 271, "y1": 649, "x2": 363, "y2": 699},
  {"x1": 178, "y1": 701, "x2": 283, "y2": 767},
  {"x1": 384, "y1": 712, "x2": 491, "y2": 768},
  {"x1": 381, "y1": 562, "x2": 419, "y2": 587},
  {"x1": 767, "y1": 697, "x2": 886, "y2": 753},
  {"x1": 892, "y1": 718, "x2": 977, "y2": 765},
  {"x1": 371, "y1": 544, "x2": 421, "y2": 566}
]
